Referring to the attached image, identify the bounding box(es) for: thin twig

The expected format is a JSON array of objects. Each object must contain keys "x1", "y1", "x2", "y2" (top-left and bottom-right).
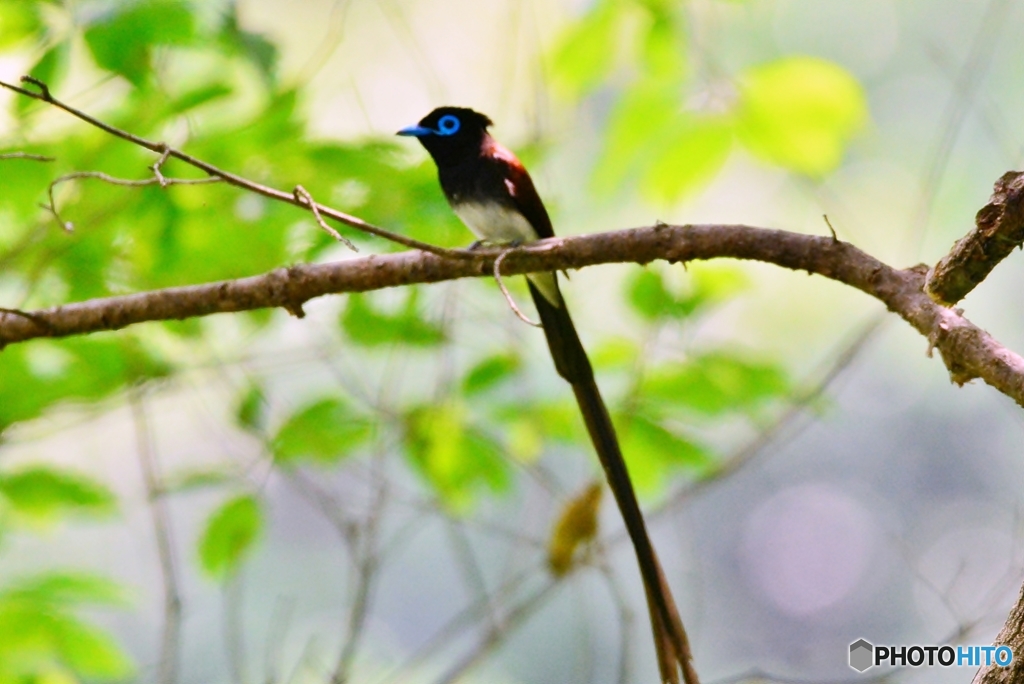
[
  {"x1": 263, "y1": 598, "x2": 295, "y2": 684},
  {"x1": 653, "y1": 312, "x2": 887, "y2": 518},
  {"x1": 823, "y1": 214, "x2": 838, "y2": 242},
  {"x1": 0, "y1": 152, "x2": 55, "y2": 162},
  {"x1": 432, "y1": 579, "x2": 561, "y2": 684},
  {"x1": 278, "y1": 444, "x2": 395, "y2": 684},
  {"x1": 297, "y1": 0, "x2": 354, "y2": 84},
  {"x1": 707, "y1": 669, "x2": 895, "y2": 684},
  {"x1": 43, "y1": 170, "x2": 221, "y2": 231},
  {"x1": 596, "y1": 558, "x2": 636, "y2": 684},
  {"x1": 225, "y1": 573, "x2": 249, "y2": 684},
  {"x1": 150, "y1": 144, "x2": 172, "y2": 187},
  {"x1": 376, "y1": 564, "x2": 540, "y2": 684},
  {"x1": 331, "y1": 446, "x2": 390, "y2": 684},
  {"x1": 129, "y1": 389, "x2": 182, "y2": 684},
  {"x1": 294, "y1": 185, "x2": 357, "y2": 251},
  {"x1": 0, "y1": 76, "x2": 475, "y2": 259},
  {"x1": 443, "y1": 515, "x2": 501, "y2": 635},
  {"x1": 285, "y1": 470, "x2": 359, "y2": 547},
  {"x1": 905, "y1": 0, "x2": 1015, "y2": 256},
  {"x1": 284, "y1": 637, "x2": 323, "y2": 684},
  {"x1": 332, "y1": 537, "x2": 378, "y2": 684},
  {"x1": 493, "y1": 248, "x2": 541, "y2": 327}
]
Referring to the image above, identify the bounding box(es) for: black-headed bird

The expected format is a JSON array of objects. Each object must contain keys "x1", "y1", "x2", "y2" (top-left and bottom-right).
[{"x1": 399, "y1": 107, "x2": 698, "y2": 684}]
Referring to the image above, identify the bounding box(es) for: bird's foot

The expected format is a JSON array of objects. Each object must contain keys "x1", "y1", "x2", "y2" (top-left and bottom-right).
[{"x1": 468, "y1": 238, "x2": 523, "y2": 250}]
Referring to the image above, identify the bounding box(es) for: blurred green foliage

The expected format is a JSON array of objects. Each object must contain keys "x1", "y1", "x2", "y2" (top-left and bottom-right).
[
  {"x1": 403, "y1": 400, "x2": 510, "y2": 510},
  {"x1": 341, "y1": 291, "x2": 446, "y2": 348},
  {"x1": 83, "y1": 0, "x2": 196, "y2": 86},
  {"x1": 198, "y1": 493, "x2": 263, "y2": 581},
  {"x1": 462, "y1": 352, "x2": 522, "y2": 395},
  {"x1": 0, "y1": 338, "x2": 170, "y2": 431},
  {"x1": 271, "y1": 396, "x2": 371, "y2": 464},
  {"x1": 553, "y1": 0, "x2": 867, "y2": 200},
  {"x1": 0, "y1": 0, "x2": 867, "y2": 676},
  {"x1": 0, "y1": 463, "x2": 128, "y2": 682},
  {"x1": 0, "y1": 465, "x2": 116, "y2": 521},
  {"x1": 0, "y1": 571, "x2": 133, "y2": 683},
  {"x1": 737, "y1": 56, "x2": 867, "y2": 175}
]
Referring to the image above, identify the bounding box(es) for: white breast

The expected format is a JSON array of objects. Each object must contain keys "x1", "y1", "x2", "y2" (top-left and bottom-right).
[
  {"x1": 453, "y1": 202, "x2": 540, "y2": 244},
  {"x1": 452, "y1": 201, "x2": 562, "y2": 306}
]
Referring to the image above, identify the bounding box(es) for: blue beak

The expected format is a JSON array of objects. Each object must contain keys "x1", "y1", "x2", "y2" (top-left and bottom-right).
[{"x1": 397, "y1": 124, "x2": 433, "y2": 137}]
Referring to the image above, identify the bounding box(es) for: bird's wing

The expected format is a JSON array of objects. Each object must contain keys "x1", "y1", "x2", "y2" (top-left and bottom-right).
[{"x1": 487, "y1": 140, "x2": 556, "y2": 240}]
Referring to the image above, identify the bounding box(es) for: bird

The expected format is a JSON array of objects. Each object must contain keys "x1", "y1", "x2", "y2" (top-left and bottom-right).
[{"x1": 399, "y1": 107, "x2": 699, "y2": 684}]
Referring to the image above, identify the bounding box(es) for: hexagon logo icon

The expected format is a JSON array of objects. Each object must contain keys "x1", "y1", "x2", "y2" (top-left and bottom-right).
[{"x1": 849, "y1": 639, "x2": 874, "y2": 672}]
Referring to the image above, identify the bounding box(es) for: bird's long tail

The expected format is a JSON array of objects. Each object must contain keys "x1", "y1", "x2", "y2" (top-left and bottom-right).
[{"x1": 528, "y1": 280, "x2": 700, "y2": 684}]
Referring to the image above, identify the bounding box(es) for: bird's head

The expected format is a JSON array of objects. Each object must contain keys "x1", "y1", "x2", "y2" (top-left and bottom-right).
[{"x1": 397, "y1": 107, "x2": 493, "y2": 167}]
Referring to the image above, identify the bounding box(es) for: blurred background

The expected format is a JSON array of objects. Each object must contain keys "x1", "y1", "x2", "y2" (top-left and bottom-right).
[{"x1": 2, "y1": 1, "x2": 1024, "y2": 683}]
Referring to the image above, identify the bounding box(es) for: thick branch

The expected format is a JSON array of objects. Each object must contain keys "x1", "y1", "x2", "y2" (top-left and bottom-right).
[
  {"x1": 972, "y1": 578, "x2": 1024, "y2": 684},
  {"x1": 926, "y1": 171, "x2": 1024, "y2": 305},
  {"x1": 2, "y1": 223, "x2": 1024, "y2": 407}
]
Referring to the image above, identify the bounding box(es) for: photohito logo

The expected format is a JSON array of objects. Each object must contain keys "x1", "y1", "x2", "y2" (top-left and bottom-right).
[{"x1": 848, "y1": 639, "x2": 1013, "y2": 672}]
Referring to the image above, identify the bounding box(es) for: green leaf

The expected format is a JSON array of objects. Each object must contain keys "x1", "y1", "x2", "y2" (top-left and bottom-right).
[
  {"x1": 551, "y1": 0, "x2": 622, "y2": 97},
  {"x1": 0, "y1": 338, "x2": 172, "y2": 432},
  {"x1": 3, "y1": 573, "x2": 127, "y2": 608},
  {"x1": 687, "y1": 261, "x2": 749, "y2": 304},
  {"x1": 404, "y1": 402, "x2": 510, "y2": 510},
  {"x1": 619, "y1": 412, "x2": 714, "y2": 495},
  {"x1": 640, "y1": 11, "x2": 687, "y2": 84},
  {"x1": 462, "y1": 353, "x2": 521, "y2": 395},
  {"x1": 531, "y1": 402, "x2": 584, "y2": 443},
  {"x1": 0, "y1": 141, "x2": 56, "y2": 220},
  {"x1": 17, "y1": 43, "x2": 70, "y2": 116},
  {"x1": 0, "y1": 593, "x2": 133, "y2": 679},
  {"x1": 341, "y1": 290, "x2": 445, "y2": 347},
  {"x1": 590, "y1": 337, "x2": 640, "y2": 370},
  {"x1": 163, "y1": 467, "x2": 236, "y2": 494},
  {"x1": 0, "y1": 2, "x2": 41, "y2": 48},
  {"x1": 593, "y1": 81, "x2": 680, "y2": 193},
  {"x1": 167, "y1": 82, "x2": 233, "y2": 115},
  {"x1": 198, "y1": 494, "x2": 262, "y2": 581},
  {"x1": 642, "y1": 114, "x2": 732, "y2": 202},
  {"x1": 629, "y1": 269, "x2": 696, "y2": 320},
  {"x1": 494, "y1": 400, "x2": 585, "y2": 451},
  {"x1": 271, "y1": 397, "x2": 370, "y2": 464},
  {"x1": 737, "y1": 55, "x2": 867, "y2": 175},
  {"x1": 0, "y1": 467, "x2": 116, "y2": 521},
  {"x1": 52, "y1": 615, "x2": 134, "y2": 679},
  {"x1": 504, "y1": 417, "x2": 545, "y2": 463},
  {"x1": 641, "y1": 352, "x2": 789, "y2": 415},
  {"x1": 219, "y1": 3, "x2": 278, "y2": 84},
  {"x1": 235, "y1": 383, "x2": 267, "y2": 433},
  {"x1": 628, "y1": 264, "x2": 747, "y2": 321},
  {"x1": 84, "y1": 0, "x2": 196, "y2": 86},
  {"x1": 129, "y1": 184, "x2": 291, "y2": 290}
]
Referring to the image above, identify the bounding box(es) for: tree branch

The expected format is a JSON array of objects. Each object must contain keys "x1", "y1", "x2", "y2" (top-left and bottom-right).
[
  {"x1": 5, "y1": 75, "x2": 1019, "y2": 405},
  {"x1": 972, "y1": 578, "x2": 1024, "y2": 683},
  {"x1": 0, "y1": 151, "x2": 55, "y2": 162},
  {"x1": 129, "y1": 389, "x2": 182, "y2": 684},
  {"x1": 926, "y1": 171, "x2": 1024, "y2": 305},
  {"x1": 42, "y1": 170, "x2": 221, "y2": 232},
  {"x1": 0, "y1": 76, "x2": 471, "y2": 259},
  {"x1": 2, "y1": 222, "x2": 1024, "y2": 408}
]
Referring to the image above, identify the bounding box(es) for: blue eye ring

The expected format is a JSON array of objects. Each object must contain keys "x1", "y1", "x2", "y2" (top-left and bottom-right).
[{"x1": 436, "y1": 114, "x2": 460, "y2": 136}]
